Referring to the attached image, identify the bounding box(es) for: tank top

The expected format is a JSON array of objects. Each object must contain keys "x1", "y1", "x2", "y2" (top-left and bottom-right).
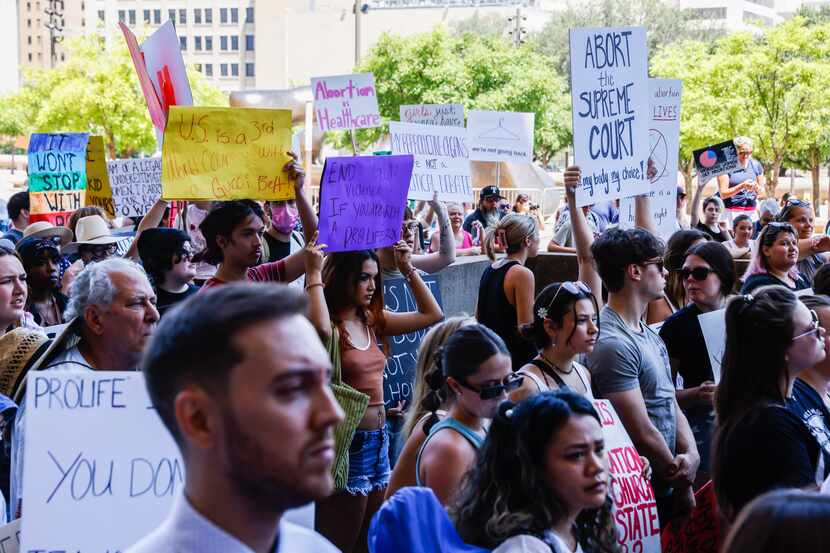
[
  {"x1": 339, "y1": 324, "x2": 387, "y2": 407},
  {"x1": 517, "y1": 358, "x2": 595, "y2": 400},
  {"x1": 477, "y1": 260, "x2": 536, "y2": 369},
  {"x1": 415, "y1": 418, "x2": 484, "y2": 487},
  {"x1": 723, "y1": 158, "x2": 762, "y2": 211}
]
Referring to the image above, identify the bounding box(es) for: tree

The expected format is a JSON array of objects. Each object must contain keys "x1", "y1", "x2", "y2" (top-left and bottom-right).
[
  {"x1": 450, "y1": 12, "x2": 509, "y2": 39},
  {"x1": 334, "y1": 28, "x2": 572, "y2": 164},
  {"x1": 0, "y1": 32, "x2": 226, "y2": 158}
]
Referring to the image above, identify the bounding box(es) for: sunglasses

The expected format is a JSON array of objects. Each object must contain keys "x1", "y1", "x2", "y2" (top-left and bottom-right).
[
  {"x1": 82, "y1": 243, "x2": 118, "y2": 259},
  {"x1": 793, "y1": 309, "x2": 823, "y2": 342},
  {"x1": 175, "y1": 249, "x2": 194, "y2": 262},
  {"x1": 549, "y1": 281, "x2": 592, "y2": 309},
  {"x1": 459, "y1": 373, "x2": 524, "y2": 400},
  {"x1": 678, "y1": 267, "x2": 715, "y2": 281},
  {"x1": 785, "y1": 199, "x2": 810, "y2": 208},
  {"x1": 640, "y1": 257, "x2": 665, "y2": 273}
]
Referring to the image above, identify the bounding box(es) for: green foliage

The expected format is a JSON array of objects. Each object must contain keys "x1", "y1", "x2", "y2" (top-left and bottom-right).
[
  {"x1": 335, "y1": 28, "x2": 571, "y2": 164},
  {"x1": 0, "y1": 32, "x2": 226, "y2": 158}
]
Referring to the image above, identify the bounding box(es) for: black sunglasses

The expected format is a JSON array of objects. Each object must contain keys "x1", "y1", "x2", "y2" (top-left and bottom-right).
[
  {"x1": 678, "y1": 267, "x2": 714, "y2": 281},
  {"x1": 459, "y1": 373, "x2": 524, "y2": 400},
  {"x1": 640, "y1": 257, "x2": 665, "y2": 273}
]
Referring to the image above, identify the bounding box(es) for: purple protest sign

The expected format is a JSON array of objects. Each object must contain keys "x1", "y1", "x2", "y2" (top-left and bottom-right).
[{"x1": 318, "y1": 155, "x2": 414, "y2": 253}]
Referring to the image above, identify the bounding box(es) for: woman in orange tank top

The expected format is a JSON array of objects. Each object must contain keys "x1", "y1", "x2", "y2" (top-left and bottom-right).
[{"x1": 311, "y1": 241, "x2": 443, "y2": 553}]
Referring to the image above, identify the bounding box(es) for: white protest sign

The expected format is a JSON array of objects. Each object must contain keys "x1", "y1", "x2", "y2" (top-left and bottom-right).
[
  {"x1": 141, "y1": 21, "x2": 194, "y2": 110},
  {"x1": 467, "y1": 110, "x2": 534, "y2": 163},
  {"x1": 0, "y1": 519, "x2": 20, "y2": 553},
  {"x1": 311, "y1": 73, "x2": 381, "y2": 132},
  {"x1": 570, "y1": 27, "x2": 650, "y2": 207},
  {"x1": 21, "y1": 370, "x2": 312, "y2": 553},
  {"x1": 619, "y1": 79, "x2": 682, "y2": 239},
  {"x1": 389, "y1": 121, "x2": 472, "y2": 202},
  {"x1": 698, "y1": 309, "x2": 726, "y2": 384},
  {"x1": 399, "y1": 104, "x2": 464, "y2": 127},
  {"x1": 108, "y1": 158, "x2": 162, "y2": 217},
  {"x1": 593, "y1": 400, "x2": 660, "y2": 553}
]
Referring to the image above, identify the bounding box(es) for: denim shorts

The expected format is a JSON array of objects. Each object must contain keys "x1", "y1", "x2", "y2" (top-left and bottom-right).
[{"x1": 346, "y1": 427, "x2": 391, "y2": 495}]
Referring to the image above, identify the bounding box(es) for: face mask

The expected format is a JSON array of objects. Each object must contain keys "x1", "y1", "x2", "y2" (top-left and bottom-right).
[{"x1": 270, "y1": 204, "x2": 299, "y2": 234}]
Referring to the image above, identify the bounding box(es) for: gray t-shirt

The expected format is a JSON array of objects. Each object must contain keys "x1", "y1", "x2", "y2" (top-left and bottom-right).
[{"x1": 588, "y1": 306, "x2": 677, "y2": 496}]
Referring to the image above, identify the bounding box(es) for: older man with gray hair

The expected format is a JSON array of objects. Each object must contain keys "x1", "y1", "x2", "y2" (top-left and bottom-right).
[
  {"x1": 718, "y1": 135, "x2": 766, "y2": 223},
  {"x1": 8, "y1": 258, "x2": 159, "y2": 515}
]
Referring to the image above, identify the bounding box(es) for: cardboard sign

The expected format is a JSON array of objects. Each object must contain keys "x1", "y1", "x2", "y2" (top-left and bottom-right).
[
  {"x1": 161, "y1": 107, "x2": 294, "y2": 201},
  {"x1": 311, "y1": 73, "x2": 381, "y2": 132},
  {"x1": 85, "y1": 136, "x2": 116, "y2": 219},
  {"x1": 399, "y1": 104, "x2": 464, "y2": 127},
  {"x1": 698, "y1": 308, "x2": 726, "y2": 384},
  {"x1": 593, "y1": 399, "x2": 661, "y2": 553},
  {"x1": 108, "y1": 158, "x2": 163, "y2": 217},
  {"x1": 466, "y1": 110, "x2": 534, "y2": 163},
  {"x1": 389, "y1": 121, "x2": 472, "y2": 202},
  {"x1": 317, "y1": 155, "x2": 414, "y2": 252},
  {"x1": 619, "y1": 79, "x2": 682, "y2": 239},
  {"x1": 570, "y1": 27, "x2": 651, "y2": 207},
  {"x1": 382, "y1": 275, "x2": 443, "y2": 409},
  {"x1": 693, "y1": 140, "x2": 739, "y2": 182},
  {"x1": 0, "y1": 519, "x2": 20, "y2": 553},
  {"x1": 28, "y1": 133, "x2": 89, "y2": 226}
]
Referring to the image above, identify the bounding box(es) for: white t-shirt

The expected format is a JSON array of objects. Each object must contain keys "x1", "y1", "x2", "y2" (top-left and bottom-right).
[{"x1": 493, "y1": 531, "x2": 584, "y2": 553}]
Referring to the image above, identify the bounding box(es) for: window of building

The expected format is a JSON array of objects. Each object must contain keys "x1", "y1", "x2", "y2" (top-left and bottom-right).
[
  {"x1": 246, "y1": 63, "x2": 255, "y2": 77},
  {"x1": 230, "y1": 8, "x2": 239, "y2": 23},
  {"x1": 26, "y1": 2, "x2": 30, "y2": 10},
  {"x1": 195, "y1": 63, "x2": 202, "y2": 72},
  {"x1": 245, "y1": 34, "x2": 254, "y2": 50},
  {"x1": 128, "y1": 9, "x2": 136, "y2": 25},
  {"x1": 220, "y1": 35, "x2": 228, "y2": 50},
  {"x1": 195, "y1": 36, "x2": 202, "y2": 51},
  {"x1": 143, "y1": 9, "x2": 150, "y2": 23},
  {"x1": 179, "y1": 9, "x2": 186, "y2": 24},
  {"x1": 246, "y1": 7, "x2": 254, "y2": 23},
  {"x1": 205, "y1": 63, "x2": 213, "y2": 77},
  {"x1": 27, "y1": 19, "x2": 31, "y2": 28},
  {"x1": 220, "y1": 63, "x2": 228, "y2": 77},
  {"x1": 743, "y1": 10, "x2": 773, "y2": 26},
  {"x1": 28, "y1": 53, "x2": 32, "y2": 62},
  {"x1": 154, "y1": 9, "x2": 161, "y2": 24},
  {"x1": 205, "y1": 8, "x2": 213, "y2": 23},
  {"x1": 194, "y1": 8, "x2": 202, "y2": 24},
  {"x1": 231, "y1": 36, "x2": 238, "y2": 50},
  {"x1": 27, "y1": 36, "x2": 31, "y2": 45},
  {"x1": 220, "y1": 8, "x2": 228, "y2": 23},
  {"x1": 180, "y1": 36, "x2": 187, "y2": 50},
  {"x1": 97, "y1": 10, "x2": 105, "y2": 22},
  {"x1": 205, "y1": 36, "x2": 213, "y2": 50},
  {"x1": 118, "y1": 10, "x2": 125, "y2": 23},
  {"x1": 687, "y1": 7, "x2": 726, "y2": 19},
  {"x1": 231, "y1": 63, "x2": 239, "y2": 77},
  {"x1": 169, "y1": 9, "x2": 176, "y2": 24}
]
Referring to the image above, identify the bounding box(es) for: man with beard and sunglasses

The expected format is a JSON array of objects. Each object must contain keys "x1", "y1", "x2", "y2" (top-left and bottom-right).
[
  {"x1": 588, "y1": 225, "x2": 699, "y2": 526},
  {"x1": 130, "y1": 283, "x2": 342, "y2": 553}
]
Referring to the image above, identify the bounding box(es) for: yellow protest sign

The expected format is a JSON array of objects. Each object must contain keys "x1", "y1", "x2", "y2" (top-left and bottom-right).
[
  {"x1": 84, "y1": 136, "x2": 116, "y2": 218},
  {"x1": 162, "y1": 107, "x2": 295, "y2": 201}
]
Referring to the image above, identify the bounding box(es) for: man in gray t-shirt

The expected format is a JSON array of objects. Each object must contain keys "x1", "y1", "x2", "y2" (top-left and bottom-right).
[{"x1": 589, "y1": 225, "x2": 699, "y2": 525}]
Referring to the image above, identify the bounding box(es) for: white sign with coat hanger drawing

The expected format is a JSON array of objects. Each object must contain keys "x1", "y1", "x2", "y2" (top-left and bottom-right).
[{"x1": 467, "y1": 110, "x2": 535, "y2": 163}]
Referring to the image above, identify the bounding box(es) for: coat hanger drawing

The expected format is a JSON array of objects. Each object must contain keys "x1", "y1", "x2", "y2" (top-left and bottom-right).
[{"x1": 478, "y1": 117, "x2": 520, "y2": 141}]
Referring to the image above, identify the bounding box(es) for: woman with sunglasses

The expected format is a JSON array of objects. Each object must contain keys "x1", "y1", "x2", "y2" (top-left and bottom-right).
[
  {"x1": 645, "y1": 229, "x2": 709, "y2": 325},
  {"x1": 659, "y1": 241, "x2": 735, "y2": 478},
  {"x1": 452, "y1": 391, "x2": 619, "y2": 553},
  {"x1": 777, "y1": 199, "x2": 830, "y2": 285},
  {"x1": 416, "y1": 324, "x2": 515, "y2": 505},
  {"x1": 136, "y1": 228, "x2": 198, "y2": 316},
  {"x1": 713, "y1": 286, "x2": 827, "y2": 522},
  {"x1": 741, "y1": 222, "x2": 810, "y2": 295}
]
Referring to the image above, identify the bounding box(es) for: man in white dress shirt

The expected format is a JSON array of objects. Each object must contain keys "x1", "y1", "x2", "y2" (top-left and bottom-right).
[{"x1": 129, "y1": 283, "x2": 343, "y2": 552}]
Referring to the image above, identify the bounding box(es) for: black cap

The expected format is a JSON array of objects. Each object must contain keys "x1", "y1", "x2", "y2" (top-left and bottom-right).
[{"x1": 480, "y1": 185, "x2": 503, "y2": 200}]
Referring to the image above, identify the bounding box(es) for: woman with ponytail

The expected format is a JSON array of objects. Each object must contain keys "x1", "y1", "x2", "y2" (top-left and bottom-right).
[
  {"x1": 415, "y1": 324, "x2": 516, "y2": 505},
  {"x1": 713, "y1": 286, "x2": 827, "y2": 522},
  {"x1": 385, "y1": 316, "x2": 476, "y2": 499},
  {"x1": 476, "y1": 213, "x2": 540, "y2": 369},
  {"x1": 452, "y1": 390, "x2": 620, "y2": 553}
]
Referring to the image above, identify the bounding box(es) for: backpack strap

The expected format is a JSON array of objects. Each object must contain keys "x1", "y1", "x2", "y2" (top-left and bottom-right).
[{"x1": 530, "y1": 359, "x2": 568, "y2": 390}]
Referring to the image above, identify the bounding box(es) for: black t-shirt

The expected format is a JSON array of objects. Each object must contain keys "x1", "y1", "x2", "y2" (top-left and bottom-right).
[
  {"x1": 717, "y1": 403, "x2": 822, "y2": 517},
  {"x1": 695, "y1": 221, "x2": 730, "y2": 243},
  {"x1": 263, "y1": 232, "x2": 292, "y2": 263},
  {"x1": 788, "y1": 378, "x2": 830, "y2": 470},
  {"x1": 740, "y1": 272, "x2": 811, "y2": 295},
  {"x1": 659, "y1": 304, "x2": 713, "y2": 390},
  {"x1": 155, "y1": 284, "x2": 199, "y2": 316}
]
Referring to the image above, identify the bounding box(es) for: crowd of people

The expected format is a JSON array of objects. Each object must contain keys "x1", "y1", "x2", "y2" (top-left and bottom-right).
[{"x1": 3, "y1": 135, "x2": 830, "y2": 553}]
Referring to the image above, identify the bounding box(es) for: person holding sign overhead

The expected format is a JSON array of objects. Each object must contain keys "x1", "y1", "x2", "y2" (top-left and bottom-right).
[
  {"x1": 717, "y1": 136, "x2": 764, "y2": 223},
  {"x1": 131, "y1": 284, "x2": 341, "y2": 553},
  {"x1": 312, "y1": 244, "x2": 442, "y2": 553}
]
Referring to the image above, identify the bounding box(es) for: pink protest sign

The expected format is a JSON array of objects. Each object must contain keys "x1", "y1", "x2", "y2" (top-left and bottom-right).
[
  {"x1": 593, "y1": 399, "x2": 661, "y2": 553},
  {"x1": 120, "y1": 23, "x2": 166, "y2": 130},
  {"x1": 318, "y1": 155, "x2": 414, "y2": 253}
]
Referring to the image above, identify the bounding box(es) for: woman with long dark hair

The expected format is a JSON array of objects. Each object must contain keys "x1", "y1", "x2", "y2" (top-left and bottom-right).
[
  {"x1": 713, "y1": 286, "x2": 827, "y2": 521},
  {"x1": 452, "y1": 391, "x2": 620, "y2": 553},
  {"x1": 740, "y1": 223, "x2": 809, "y2": 294},
  {"x1": 313, "y1": 243, "x2": 443, "y2": 553}
]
